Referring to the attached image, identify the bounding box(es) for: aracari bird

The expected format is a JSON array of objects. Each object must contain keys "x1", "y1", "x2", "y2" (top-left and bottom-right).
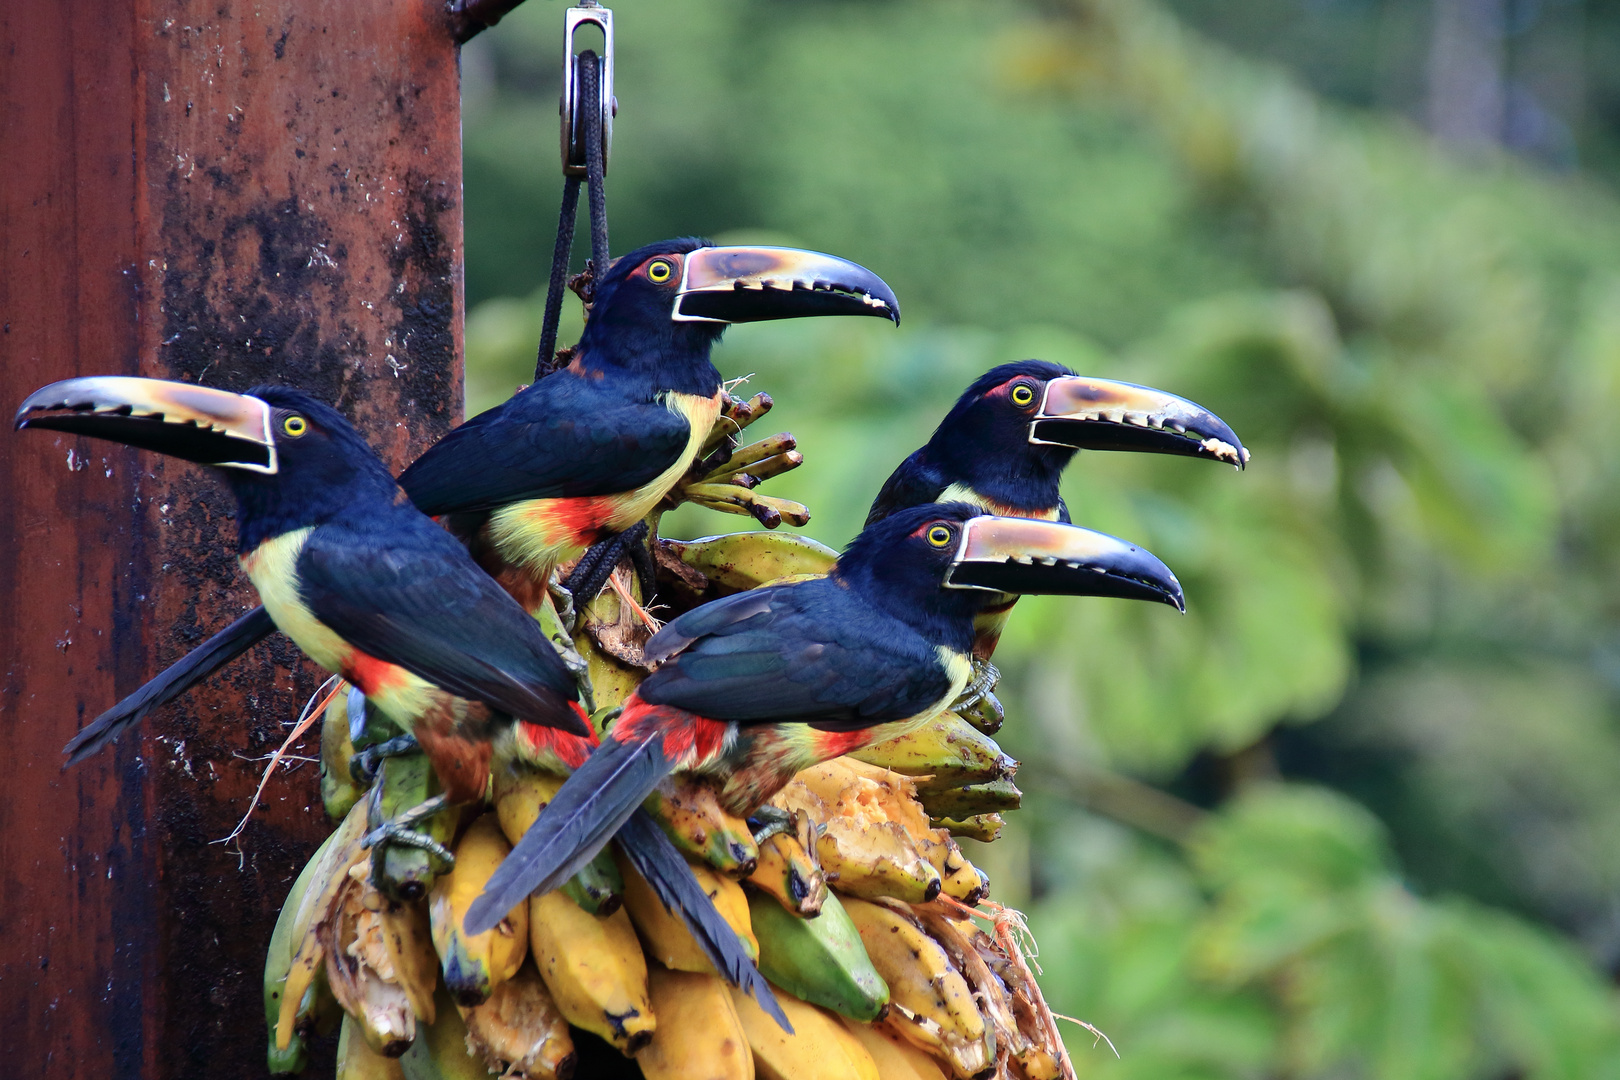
[
  {"x1": 16, "y1": 377, "x2": 787, "y2": 1025},
  {"x1": 465, "y1": 501, "x2": 1183, "y2": 934},
  {"x1": 61, "y1": 237, "x2": 899, "y2": 763},
  {"x1": 867, "y1": 360, "x2": 1246, "y2": 669}
]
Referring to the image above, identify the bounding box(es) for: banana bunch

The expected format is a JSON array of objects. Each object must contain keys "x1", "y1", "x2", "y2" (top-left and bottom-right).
[
  {"x1": 268, "y1": 430, "x2": 1080, "y2": 1080},
  {"x1": 661, "y1": 390, "x2": 812, "y2": 529}
]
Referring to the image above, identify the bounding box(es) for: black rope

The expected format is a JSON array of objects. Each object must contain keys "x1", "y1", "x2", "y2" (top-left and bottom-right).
[
  {"x1": 534, "y1": 50, "x2": 610, "y2": 382},
  {"x1": 534, "y1": 176, "x2": 580, "y2": 380},
  {"x1": 582, "y1": 52, "x2": 610, "y2": 275}
]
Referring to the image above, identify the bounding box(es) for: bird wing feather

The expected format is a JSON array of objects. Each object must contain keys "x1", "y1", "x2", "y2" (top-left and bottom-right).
[{"x1": 298, "y1": 520, "x2": 586, "y2": 735}]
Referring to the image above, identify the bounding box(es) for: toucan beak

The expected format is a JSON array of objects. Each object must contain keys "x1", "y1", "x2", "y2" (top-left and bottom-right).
[
  {"x1": 946, "y1": 515, "x2": 1184, "y2": 611},
  {"x1": 1031, "y1": 376, "x2": 1248, "y2": 469},
  {"x1": 15, "y1": 376, "x2": 278, "y2": 473},
  {"x1": 673, "y1": 246, "x2": 900, "y2": 325}
]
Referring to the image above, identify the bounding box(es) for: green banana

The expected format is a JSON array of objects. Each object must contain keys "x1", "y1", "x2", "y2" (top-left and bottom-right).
[
  {"x1": 399, "y1": 984, "x2": 487, "y2": 1080},
  {"x1": 849, "y1": 713, "x2": 1016, "y2": 793},
  {"x1": 372, "y1": 752, "x2": 456, "y2": 902},
  {"x1": 561, "y1": 848, "x2": 626, "y2": 916},
  {"x1": 955, "y1": 688, "x2": 1004, "y2": 735},
  {"x1": 931, "y1": 814, "x2": 1004, "y2": 843},
  {"x1": 664, "y1": 531, "x2": 836, "y2": 592},
  {"x1": 336, "y1": 1014, "x2": 407, "y2": 1080},
  {"x1": 321, "y1": 686, "x2": 363, "y2": 822},
  {"x1": 747, "y1": 888, "x2": 890, "y2": 1022},
  {"x1": 916, "y1": 777, "x2": 1022, "y2": 820}
]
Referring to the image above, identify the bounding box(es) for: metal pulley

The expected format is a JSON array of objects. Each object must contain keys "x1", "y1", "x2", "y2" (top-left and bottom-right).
[{"x1": 560, "y1": 3, "x2": 614, "y2": 177}]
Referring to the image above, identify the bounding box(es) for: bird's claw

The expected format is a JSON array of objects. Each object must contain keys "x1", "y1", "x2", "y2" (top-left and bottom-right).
[
  {"x1": 952, "y1": 659, "x2": 1001, "y2": 712},
  {"x1": 349, "y1": 732, "x2": 422, "y2": 786},
  {"x1": 364, "y1": 794, "x2": 456, "y2": 873},
  {"x1": 749, "y1": 804, "x2": 795, "y2": 845}
]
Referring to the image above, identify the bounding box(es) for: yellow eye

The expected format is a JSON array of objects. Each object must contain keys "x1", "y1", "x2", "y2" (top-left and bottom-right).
[
  {"x1": 927, "y1": 525, "x2": 953, "y2": 548},
  {"x1": 1010, "y1": 383, "x2": 1036, "y2": 407},
  {"x1": 282, "y1": 415, "x2": 308, "y2": 437},
  {"x1": 646, "y1": 260, "x2": 673, "y2": 283}
]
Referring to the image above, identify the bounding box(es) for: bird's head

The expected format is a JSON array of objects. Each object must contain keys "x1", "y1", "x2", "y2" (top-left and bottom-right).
[
  {"x1": 837, "y1": 501, "x2": 1184, "y2": 643},
  {"x1": 916, "y1": 361, "x2": 1248, "y2": 515},
  {"x1": 16, "y1": 377, "x2": 399, "y2": 550},
  {"x1": 577, "y1": 237, "x2": 900, "y2": 390}
]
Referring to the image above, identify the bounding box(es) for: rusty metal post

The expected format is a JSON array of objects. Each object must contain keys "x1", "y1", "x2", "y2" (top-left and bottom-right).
[{"x1": 0, "y1": 1, "x2": 465, "y2": 1075}]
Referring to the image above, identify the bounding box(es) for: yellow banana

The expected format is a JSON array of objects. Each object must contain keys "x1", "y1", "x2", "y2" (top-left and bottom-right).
[
  {"x1": 644, "y1": 775, "x2": 759, "y2": 876},
  {"x1": 337, "y1": 1014, "x2": 407, "y2": 1080},
  {"x1": 774, "y1": 768, "x2": 940, "y2": 903},
  {"x1": 840, "y1": 897, "x2": 990, "y2": 1080},
  {"x1": 810, "y1": 757, "x2": 986, "y2": 904},
  {"x1": 838, "y1": 1016, "x2": 948, "y2": 1080},
  {"x1": 321, "y1": 684, "x2": 363, "y2": 822},
  {"x1": 528, "y1": 887, "x2": 656, "y2": 1055},
  {"x1": 493, "y1": 768, "x2": 566, "y2": 844},
  {"x1": 460, "y1": 963, "x2": 576, "y2": 1080},
  {"x1": 747, "y1": 811, "x2": 826, "y2": 917},
  {"x1": 639, "y1": 967, "x2": 755, "y2": 1080},
  {"x1": 379, "y1": 893, "x2": 440, "y2": 1030},
  {"x1": 848, "y1": 713, "x2": 1015, "y2": 793},
  {"x1": 277, "y1": 798, "x2": 372, "y2": 1052},
  {"x1": 574, "y1": 585, "x2": 648, "y2": 712},
  {"x1": 617, "y1": 849, "x2": 758, "y2": 973},
  {"x1": 664, "y1": 531, "x2": 837, "y2": 592},
  {"x1": 429, "y1": 813, "x2": 528, "y2": 1007},
  {"x1": 730, "y1": 985, "x2": 879, "y2": 1080}
]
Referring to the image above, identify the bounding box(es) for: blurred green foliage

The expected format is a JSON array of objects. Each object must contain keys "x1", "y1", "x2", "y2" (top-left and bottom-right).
[{"x1": 462, "y1": 0, "x2": 1620, "y2": 1074}]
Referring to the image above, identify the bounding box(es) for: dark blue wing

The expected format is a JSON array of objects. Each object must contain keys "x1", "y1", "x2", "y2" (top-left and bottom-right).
[
  {"x1": 400, "y1": 372, "x2": 697, "y2": 516},
  {"x1": 639, "y1": 578, "x2": 953, "y2": 729},
  {"x1": 297, "y1": 515, "x2": 586, "y2": 735}
]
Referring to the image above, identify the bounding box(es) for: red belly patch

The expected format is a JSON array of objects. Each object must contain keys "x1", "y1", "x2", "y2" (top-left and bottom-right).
[
  {"x1": 344, "y1": 649, "x2": 410, "y2": 697},
  {"x1": 531, "y1": 495, "x2": 622, "y2": 549}
]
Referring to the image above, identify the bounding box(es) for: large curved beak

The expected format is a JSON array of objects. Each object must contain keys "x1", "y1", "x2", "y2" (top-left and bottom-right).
[
  {"x1": 1031, "y1": 376, "x2": 1248, "y2": 469},
  {"x1": 946, "y1": 515, "x2": 1184, "y2": 611},
  {"x1": 15, "y1": 376, "x2": 278, "y2": 473},
  {"x1": 673, "y1": 246, "x2": 900, "y2": 325}
]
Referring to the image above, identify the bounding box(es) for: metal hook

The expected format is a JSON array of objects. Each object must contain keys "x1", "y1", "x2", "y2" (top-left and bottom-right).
[{"x1": 560, "y1": 4, "x2": 614, "y2": 177}]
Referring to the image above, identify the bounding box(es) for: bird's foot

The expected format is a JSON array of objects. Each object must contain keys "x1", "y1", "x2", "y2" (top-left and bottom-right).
[
  {"x1": 363, "y1": 794, "x2": 456, "y2": 873},
  {"x1": 952, "y1": 659, "x2": 1002, "y2": 713},
  {"x1": 349, "y1": 732, "x2": 421, "y2": 787},
  {"x1": 748, "y1": 804, "x2": 795, "y2": 846},
  {"x1": 566, "y1": 522, "x2": 651, "y2": 612},
  {"x1": 548, "y1": 577, "x2": 579, "y2": 636}
]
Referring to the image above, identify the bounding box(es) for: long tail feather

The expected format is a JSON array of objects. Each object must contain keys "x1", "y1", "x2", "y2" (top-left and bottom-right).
[
  {"x1": 63, "y1": 607, "x2": 278, "y2": 766},
  {"x1": 465, "y1": 732, "x2": 677, "y2": 934},
  {"x1": 618, "y1": 809, "x2": 792, "y2": 1033}
]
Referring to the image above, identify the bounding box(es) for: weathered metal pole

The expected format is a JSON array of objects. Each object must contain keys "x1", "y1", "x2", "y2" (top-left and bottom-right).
[{"x1": 0, "y1": 2, "x2": 464, "y2": 1075}]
